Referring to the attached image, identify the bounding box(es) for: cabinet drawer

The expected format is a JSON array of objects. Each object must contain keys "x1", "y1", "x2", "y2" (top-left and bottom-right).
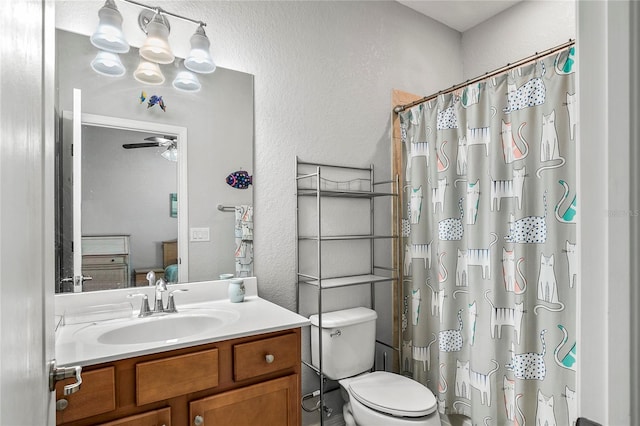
[
  {"x1": 56, "y1": 367, "x2": 116, "y2": 424},
  {"x1": 83, "y1": 255, "x2": 128, "y2": 266},
  {"x1": 233, "y1": 333, "x2": 298, "y2": 382},
  {"x1": 98, "y1": 407, "x2": 171, "y2": 426},
  {"x1": 136, "y1": 348, "x2": 219, "y2": 406},
  {"x1": 82, "y1": 235, "x2": 129, "y2": 255}
]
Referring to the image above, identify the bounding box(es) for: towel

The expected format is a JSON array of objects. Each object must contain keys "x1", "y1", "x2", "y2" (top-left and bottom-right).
[{"x1": 234, "y1": 205, "x2": 254, "y2": 277}]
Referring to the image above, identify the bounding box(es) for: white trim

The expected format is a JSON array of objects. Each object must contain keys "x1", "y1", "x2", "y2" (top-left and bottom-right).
[{"x1": 577, "y1": 1, "x2": 631, "y2": 424}]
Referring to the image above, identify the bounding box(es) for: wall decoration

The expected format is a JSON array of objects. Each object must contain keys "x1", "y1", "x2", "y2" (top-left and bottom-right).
[{"x1": 226, "y1": 170, "x2": 253, "y2": 189}]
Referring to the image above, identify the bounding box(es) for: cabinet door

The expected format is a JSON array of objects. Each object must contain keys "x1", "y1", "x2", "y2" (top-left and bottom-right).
[
  {"x1": 97, "y1": 407, "x2": 171, "y2": 426},
  {"x1": 56, "y1": 367, "x2": 116, "y2": 424},
  {"x1": 190, "y1": 375, "x2": 298, "y2": 426}
]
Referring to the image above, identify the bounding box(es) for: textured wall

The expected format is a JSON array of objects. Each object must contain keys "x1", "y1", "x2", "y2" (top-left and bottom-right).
[
  {"x1": 461, "y1": 0, "x2": 576, "y2": 79},
  {"x1": 56, "y1": 2, "x2": 462, "y2": 420},
  {"x1": 56, "y1": 0, "x2": 462, "y2": 313}
]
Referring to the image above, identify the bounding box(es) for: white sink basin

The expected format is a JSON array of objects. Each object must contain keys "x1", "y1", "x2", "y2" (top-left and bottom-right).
[{"x1": 74, "y1": 310, "x2": 240, "y2": 346}]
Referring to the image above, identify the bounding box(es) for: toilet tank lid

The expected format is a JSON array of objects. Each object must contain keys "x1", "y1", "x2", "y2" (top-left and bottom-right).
[{"x1": 309, "y1": 307, "x2": 377, "y2": 328}]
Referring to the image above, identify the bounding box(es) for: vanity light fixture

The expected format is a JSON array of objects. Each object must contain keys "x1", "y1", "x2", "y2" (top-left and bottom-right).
[
  {"x1": 90, "y1": 0, "x2": 216, "y2": 82},
  {"x1": 91, "y1": 51, "x2": 126, "y2": 77},
  {"x1": 139, "y1": 11, "x2": 174, "y2": 64},
  {"x1": 133, "y1": 59, "x2": 165, "y2": 85},
  {"x1": 184, "y1": 25, "x2": 216, "y2": 74},
  {"x1": 90, "y1": 0, "x2": 129, "y2": 54},
  {"x1": 172, "y1": 70, "x2": 201, "y2": 92}
]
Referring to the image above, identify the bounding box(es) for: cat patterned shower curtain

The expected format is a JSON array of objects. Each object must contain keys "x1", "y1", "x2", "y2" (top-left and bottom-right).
[{"x1": 398, "y1": 47, "x2": 576, "y2": 425}]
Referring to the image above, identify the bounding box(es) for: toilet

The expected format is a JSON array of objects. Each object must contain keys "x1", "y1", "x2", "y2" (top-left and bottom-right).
[{"x1": 310, "y1": 307, "x2": 441, "y2": 426}]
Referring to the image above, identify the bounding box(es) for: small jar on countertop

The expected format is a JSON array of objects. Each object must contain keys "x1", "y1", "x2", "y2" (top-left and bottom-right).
[{"x1": 228, "y1": 278, "x2": 245, "y2": 303}]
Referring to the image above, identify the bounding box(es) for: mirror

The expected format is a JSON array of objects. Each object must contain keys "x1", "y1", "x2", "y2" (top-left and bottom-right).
[{"x1": 55, "y1": 29, "x2": 254, "y2": 293}]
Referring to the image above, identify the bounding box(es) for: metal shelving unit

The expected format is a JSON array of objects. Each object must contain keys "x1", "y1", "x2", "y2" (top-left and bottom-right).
[{"x1": 295, "y1": 157, "x2": 398, "y2": 425}]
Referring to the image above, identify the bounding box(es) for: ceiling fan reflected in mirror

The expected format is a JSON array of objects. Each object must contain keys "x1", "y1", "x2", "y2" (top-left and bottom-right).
[{"x1": 122, "y1": 135, "x2": 178, "y2": 162}]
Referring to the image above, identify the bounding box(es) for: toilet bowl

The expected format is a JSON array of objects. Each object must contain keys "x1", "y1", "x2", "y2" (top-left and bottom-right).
[
  {"x1": 309, "y1": 308, "x2": 441, "y2": 426},
  {"x1": 339, "y1": 371, "x2": 441, "y2": 426}
]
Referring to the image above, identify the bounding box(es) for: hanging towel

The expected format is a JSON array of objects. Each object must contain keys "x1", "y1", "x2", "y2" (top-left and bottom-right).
[{"x1": 234, "y1": 205, "x2": 254, "y2": 277}]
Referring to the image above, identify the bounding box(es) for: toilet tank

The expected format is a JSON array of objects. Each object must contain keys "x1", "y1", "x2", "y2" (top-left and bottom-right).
[{"x1": 309, "y1": 307, "x2": 377, "y2": 380}]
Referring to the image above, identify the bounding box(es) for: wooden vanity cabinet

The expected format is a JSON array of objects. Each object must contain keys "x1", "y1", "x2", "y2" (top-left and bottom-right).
[{"x1": 56, "y1": 328, "x2": 301, "y2": 426}]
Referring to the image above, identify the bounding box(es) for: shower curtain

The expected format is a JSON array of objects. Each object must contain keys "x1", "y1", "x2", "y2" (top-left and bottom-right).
[{"x1": 399, "y1": 47, "x2": 576, "y2": 425}]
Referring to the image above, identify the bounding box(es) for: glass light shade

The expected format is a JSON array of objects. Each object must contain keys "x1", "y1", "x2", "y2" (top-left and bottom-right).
[
  {"x1": 90, "y1": 0, "x2": 129, "y2": 54},
  {"x1": 133, "y1": 59, "x2": 165, "y2": 85},
  {"x1": 172, "y1": 70, "x2": 201, "y2": 92},
  {"x1": 161, "y1": 145, "x2": 178, "y2": 162},
  {"x1": 139, "y1": 15, "x2": 174, "y2": 64},
  {"x1": 91, "y1": 51, "x2": 126, "y2": 77},
  {"x1": 184, "y1": 26, "x2": 216, "y2": 74}
]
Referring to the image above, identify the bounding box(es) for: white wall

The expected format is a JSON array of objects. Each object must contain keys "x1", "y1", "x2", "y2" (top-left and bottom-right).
[
  {"x1": 578, "y1": 2, "x2": 631, "y2": 425},
  {"x1": 461, "y1": 0, "x2": 576, "y2": 79},
  {"x1": 81, "y1": 126, "x2": 177, "y2": 271}
]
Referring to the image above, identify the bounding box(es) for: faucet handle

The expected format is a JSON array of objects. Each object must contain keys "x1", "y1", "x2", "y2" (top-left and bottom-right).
[
  {"x1": 155, "y1": 278, "x2": 168, "y2": 290},
  {"x1": 127, "y1": 293, "x2": 151, "y2": 317},
  {"x1": 166, "y1": 289, "x2": 189, "y2": 313},
  {"x1": 146, "y1": 270, "x2": 156, "y2": 287}
]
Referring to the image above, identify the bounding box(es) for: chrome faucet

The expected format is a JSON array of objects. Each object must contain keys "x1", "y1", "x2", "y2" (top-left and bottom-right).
[
  {"x1": 128, "y1": 283, "x2": 188, "y2": 317},
  {"x1": 153, "y1": 278, "x2": 168, "y2": 313}
]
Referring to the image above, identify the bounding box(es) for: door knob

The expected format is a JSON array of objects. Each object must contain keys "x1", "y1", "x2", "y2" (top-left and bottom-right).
[{"x1": 49, "y1": 360, "x2": 83, "y2": 395}]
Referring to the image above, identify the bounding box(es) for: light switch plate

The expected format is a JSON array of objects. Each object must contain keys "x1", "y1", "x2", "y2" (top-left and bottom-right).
[{"x1": 190, "y1": 227, "x2": 210, "y2": 242}]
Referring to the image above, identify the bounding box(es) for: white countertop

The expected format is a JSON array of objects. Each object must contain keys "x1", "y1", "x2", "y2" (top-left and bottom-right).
[{"x1": 55, "y1": 278, "x2": 310, "y2": 367}]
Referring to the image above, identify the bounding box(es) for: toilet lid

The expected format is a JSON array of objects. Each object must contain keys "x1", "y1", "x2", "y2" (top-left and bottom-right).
[{"x1": 348, "y1": 371, "x2": 437, "y2": 417}]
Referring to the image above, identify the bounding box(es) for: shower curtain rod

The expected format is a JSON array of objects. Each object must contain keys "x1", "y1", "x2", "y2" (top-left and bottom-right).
[{"x1": 393, "y1": 38, "x2": 575, "y2": 113}]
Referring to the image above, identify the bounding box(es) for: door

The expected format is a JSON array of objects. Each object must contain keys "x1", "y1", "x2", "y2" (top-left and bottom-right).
[
  {"x1": 0, "y1": 0, "x2": 56, "y2": 424},
  {"x1": 189, "y1": 375, "x2": 299, "y2": 426},
  {"x1": 59, "y1": 98, "x2": 189, "y2": 292},
  {"x1": 71, "y1": 88, "x2": 86, "y2": 292}
]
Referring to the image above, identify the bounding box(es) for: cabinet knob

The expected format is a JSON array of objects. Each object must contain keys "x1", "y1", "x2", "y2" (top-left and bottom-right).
[
  {"x1": 56, "y1": 399, "x2": 68, "y2": 411},
  {"x1": 194, "y1": 415, "x2": 204, "y2": 426},
  {"x1": 265, "y1": 354, "x2": 275, "y2": 364}
]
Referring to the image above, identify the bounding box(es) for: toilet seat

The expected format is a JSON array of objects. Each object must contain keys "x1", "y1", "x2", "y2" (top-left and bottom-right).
[{"x1": 347, "y1": 371, "x2": 437, "y2": 417}]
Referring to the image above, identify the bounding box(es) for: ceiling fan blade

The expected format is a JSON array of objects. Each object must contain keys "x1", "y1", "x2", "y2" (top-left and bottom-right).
[
  {"x1": 122, "y1": 142, "x2": 160, "y2": 149},
  {"x1": 144, "y1": 135, "x2": 176, "y2": 146}
]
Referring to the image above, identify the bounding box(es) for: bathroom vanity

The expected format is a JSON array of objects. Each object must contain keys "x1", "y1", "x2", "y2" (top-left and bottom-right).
[{"x1": 54, "y1": 278, "x2": 308, "y2": 426}]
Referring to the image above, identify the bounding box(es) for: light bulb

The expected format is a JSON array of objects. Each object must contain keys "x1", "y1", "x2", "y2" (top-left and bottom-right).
[
  {"x1": 133, "y1": 59, "x2": 165, "y2": 85},
  {"x1": 91, "y1": 51, "x2": 126, "y2": 77},
  {"x1": 90, "y1": 0, "x2": 129, "y2": 54},
  {"x1": 172, "y1": 70, "x2": 201, "y2": 92},
  {"x1": 140, "y1": 14, "x2": 174, "y2": 64},
  {"x1": 184, "y1": 26, "x2": 216, "y2": 74}
]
